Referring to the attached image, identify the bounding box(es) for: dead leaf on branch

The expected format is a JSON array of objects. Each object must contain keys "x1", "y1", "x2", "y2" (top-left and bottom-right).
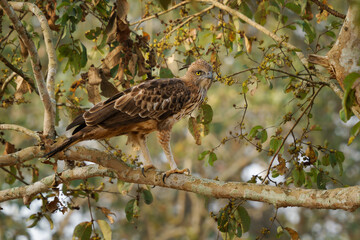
[
  {"x1": 88, "y1": 65, "x2": 102, "y2": 85},
  {"x1": 15, "y1": 76, "x2": 31, "y2": 99},
  {"x1": 4, "y1": 141, "x2": 15, "y2": 155},
  {"x1": 97, "y1": 206, "x2": 116, "y2": 224}
]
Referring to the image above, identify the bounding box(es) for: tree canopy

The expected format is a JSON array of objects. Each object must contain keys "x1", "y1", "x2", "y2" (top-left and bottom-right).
[{"x1": 1, "y1": 0, "x2": 360, "y2": 239}]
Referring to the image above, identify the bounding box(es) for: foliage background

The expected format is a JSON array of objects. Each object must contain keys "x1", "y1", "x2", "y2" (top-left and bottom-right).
[{"x1": 0, "y1": 0, "x2": 359, "y2": 239}]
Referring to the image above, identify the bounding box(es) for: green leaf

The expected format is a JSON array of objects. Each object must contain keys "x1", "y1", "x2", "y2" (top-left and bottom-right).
[
  {"x1": 349, "y1": 121, "x2": 360, "y2": 144},
  {"x1": 80, "y1": 42, "x2": 87, "y2": 68},
  {"x1": 254, "y1": 1, "x2": 268, "y2": 25},
  {"x1": 208, "y1": 152, "x2": 217, "y2": 166},
  {"x1": 293, "y1": 168, "x2": 305, "y2": 187},
  {"x1": 269, "y1": 138, "x2": 282, "y2": 152},
  {"x1": 117, "y1": 181, "x2": 132, "y2": 195},
  {"x1": 142, "y1": 189, "x2": 153, "y2": 205},
  {"x1": 285, "y1": 2, "x2": 301, "y2": 14},
  {"x1": 317, "y1": 171, "x2": 327, "y2": 189},
  {"x1": 235, "y1": 206, "x2": 251, "y2": 233},
  {"x1": 72, "y1": 221, "x2": 92, "y2": 240},
  {"x1": 125, "y1": 199, "x2": 139, "y2": 222},
  {"x1": 249, "y1": 125, "x2": 263, "y2": 137},
  {"x1": 239, "y1": 2, "x2": 253, "y2": 19},
  {"x1": 5, "y1": 165, "x2": 17, "y2": 185},
  {"x1": 159, "y1": 68, "x2": 174, "y2": 78},
  {"x1": 341, "y1": 72, "x2": 360, "y2": 122},
  {"x1": 217, "y1": 209, "x2": 229, "y2": 232},
  {"x1": 97, "y1": 220, "x2": 112, "y2": 240},
  {"x1": 198, "y1": 150, "x2": 210, "y2": 160},
  {"x1": 329, "y1": 152, "x2": 337, "y2": 168},
  {"x1": 44, "y1": 214, "x2": 54, "y2": 230},
  {"x1": 295, "y1": 20, "x2": 316, "y2": 44},
  {"x1": 198, "y1": 104, "x2": 213, "y2": 124}
]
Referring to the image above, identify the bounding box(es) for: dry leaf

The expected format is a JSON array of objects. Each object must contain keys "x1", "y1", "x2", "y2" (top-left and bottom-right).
[
  {"x1": 228, "y1": 31, "x2": 236, "y2": 42},
  {"x1": 88, "y1": 65, "x2": 102, "y2": 85},
  {"x1": 190, "y1": 117, "x2": 201, "y2": 145},
  {"x1": 46, "y1": 197, "x2": 59, "y2": 213},
  {"x1": 275, "y1": 154, "x2": 287, "y2": 175},
  {"x1": 4, "y1": 141, "x2": 15, "y2": 155},
  {"x1": 116, "y1": 0, "x2": 129, "y2": 24},
  {"x1": 19, "y1": 38, "x2": 28, "y2": 59},
  {"x1": 305, "y1": 145, "x2": 317, "y2": 164},
  {"x1": 285, "y1": 227, "x2": 299, "y2": 240},
  {"x1": 103, "y1": 46, "x2": 123, "y2": 70},
  {"x1": 105, "y1": 9, "x2": 118, "y2": 44},
  {"x1": 128, "y1": 54, "x2": 138, "y2": 77},
  {"x1": 15, "y1": 76, "x2": 31, "y2": 99},
  {"x1": 97, "y1": 206, "x2": 116, "y2": 224},
  {"x1": 244, "y1": 34, "x2": 252, "y2": 53},
  {"x1": 87, "y1": 84, "x2": 101, "y2": 104}
]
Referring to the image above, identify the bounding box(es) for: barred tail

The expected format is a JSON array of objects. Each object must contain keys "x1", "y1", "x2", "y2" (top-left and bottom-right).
[{"x1": 43, "y1": 137, "x2": 77, "y2": 158}]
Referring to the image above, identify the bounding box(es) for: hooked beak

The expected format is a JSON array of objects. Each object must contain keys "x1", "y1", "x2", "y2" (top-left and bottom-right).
[{"x1": 207, "y1": 72, "x2": 213, "y2": 80}]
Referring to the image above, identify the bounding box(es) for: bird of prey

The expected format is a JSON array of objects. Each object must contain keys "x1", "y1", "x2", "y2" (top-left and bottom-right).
[{"x1": 44, "y1": 59, "x2": 213, "y2": 180}]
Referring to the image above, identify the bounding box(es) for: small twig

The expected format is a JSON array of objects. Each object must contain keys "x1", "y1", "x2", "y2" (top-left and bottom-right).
[
  {"x1": 159, "y1": 5, "x2": 214, "y2": 43},
  {"x1": 0, "y1": 1, "x2": 56, "y2": 138},
  {"x1": 130, "y1": 1, "x2": 189, "y2": 27},
  {"x1": 0, "y1": 124, "x2": 41, "y2": 142},
  {"x1": 0, "y1": 72, "x2": 16, "y2": 96},
  {"x1": 310, "y1": 0, "x2": 346, "y2": 19},
  {"x1": 0, "y1": 53, "x2": 38, "y2": 94},
  {"x1": 262, "y1": 86, "x2": 324, "y2": 183}
]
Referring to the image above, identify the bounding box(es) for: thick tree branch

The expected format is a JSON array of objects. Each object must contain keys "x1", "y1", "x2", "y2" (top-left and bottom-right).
[
  {"x1": 0, "y1": 164, "x2": 114, "y2": 203},
  {"x1": 0, "y1": 124, "x2": 41, "y2": 142},
  {"x1": 0, "y1": 146, "x2": 41, "y2": 167},
  {"x1": 0, "y1": 1, "x2": 56, "y2": 138},
  {"x1": 2, "y1": 145, "x2": 358, "y2": 211}
]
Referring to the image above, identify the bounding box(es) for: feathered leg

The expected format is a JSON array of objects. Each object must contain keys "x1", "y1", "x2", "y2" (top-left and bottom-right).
[
  {"x1": 127, "y1": 133, "x2": 156, "y2": 175},
  {"x1": 157, "y1": 130, "x2": 190, "y2": 182}
]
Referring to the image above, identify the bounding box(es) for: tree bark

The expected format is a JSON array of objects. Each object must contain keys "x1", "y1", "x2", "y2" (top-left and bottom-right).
[{"x1": 1, "y1": 146, "x2": 359, "y2": 211}]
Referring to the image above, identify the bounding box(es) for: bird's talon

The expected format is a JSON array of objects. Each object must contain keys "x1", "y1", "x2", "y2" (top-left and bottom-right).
[
  {"x1": 141, "y1": 164, "x2": 156, "y2": 177},
  {"x1": 162, "y1": 168, "x2": 191, "y2": 183}
]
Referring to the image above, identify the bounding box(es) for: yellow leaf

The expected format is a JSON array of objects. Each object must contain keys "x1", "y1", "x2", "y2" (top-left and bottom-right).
[{"x1": 244, "y1": 35, "x2": 252, "y2": 53}]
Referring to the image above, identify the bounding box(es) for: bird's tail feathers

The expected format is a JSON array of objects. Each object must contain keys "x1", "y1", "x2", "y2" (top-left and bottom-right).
[{"x1": 43, "y1": 137, "x2": 77, "y2": 159}]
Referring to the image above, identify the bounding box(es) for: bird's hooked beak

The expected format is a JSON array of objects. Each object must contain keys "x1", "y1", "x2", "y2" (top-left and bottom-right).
[{"x1": 207, "y1": 72, "x2": 213, "y2": 80}]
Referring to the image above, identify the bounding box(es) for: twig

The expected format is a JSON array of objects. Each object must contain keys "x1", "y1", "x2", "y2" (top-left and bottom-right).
[
  {"x1": 0, "y1": 124, "x2": 41, "y2": 142},
  {"x1": 159, "y1": 5, "x2": 214, "y2": 43},
  {"x1": 130, "y1": 1, "x2": 189, "y2": 27},
  {"x1": 0, "y1": 72, "x2": 16, "y2": 96},
  {"x1": 0, "y1": 53, "x2": 38, "y2": 94},
  {"x1": 262, "y1": 86, "x2": 324, "y2": 183},
  {"x1": 310, "y1": 0, "x2": 346, "y2": 19},
  {"x1": 196, "y1": 0, "x2": 308, "y2": 67},
  {"x1": 0, "y1": 1, "x2": 56, "y2": 138},
  {"x1": 9, "y1": 2, "x2": 57, "y2": 138}
]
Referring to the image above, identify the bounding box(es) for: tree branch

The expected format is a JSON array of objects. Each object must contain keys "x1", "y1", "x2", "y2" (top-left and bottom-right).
[
  {"x1": 0, "y1": 164, "x2": 114, "y2": 203},
  {"x1": 0, "y1": 124, "x2": 41, "y2": 142},
  {"x1": 0, "y1": 1, "x2": 56, "y2": 138},
  {"x1": 0, "y1": 145, "x2": 359, "y2": 210},
  {"x1": 0, "y1": 146, "x2": 41, "y2": 167},
  {"x1": 0, "y1": 53, "x2": 38, "y2": 94},
  {"x1": 310, "y1": 0, "x2": 346, "y2": 19},
  {"x1": 195, "y1": 0, "x2": 308, "y2": 67}
]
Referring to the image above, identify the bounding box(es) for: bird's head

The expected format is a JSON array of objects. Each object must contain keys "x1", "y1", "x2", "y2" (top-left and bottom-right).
[{"x1": 181, "y1": 59, "x2": 213, "y2": 89}]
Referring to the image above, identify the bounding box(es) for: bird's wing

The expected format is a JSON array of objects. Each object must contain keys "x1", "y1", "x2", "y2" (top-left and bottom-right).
[{"x1": 81, "y1": 78, "x2": 191, "y2": 128}]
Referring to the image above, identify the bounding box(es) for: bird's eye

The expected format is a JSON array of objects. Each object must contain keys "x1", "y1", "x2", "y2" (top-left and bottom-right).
[{"x1": 195, "y1": 71, "x2": 202, "y2": 76}]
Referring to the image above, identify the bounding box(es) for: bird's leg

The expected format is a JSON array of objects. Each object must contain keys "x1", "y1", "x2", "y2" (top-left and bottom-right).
[
  {"x1": 138, "y1": 135, "x2": 156, "y2": 174},
  {"x1": 158, "y1": 130, "x2": 190, "y2": 182},
  {"x1": 127, "y1": 134, "x2": 156, "y2": 176}
]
